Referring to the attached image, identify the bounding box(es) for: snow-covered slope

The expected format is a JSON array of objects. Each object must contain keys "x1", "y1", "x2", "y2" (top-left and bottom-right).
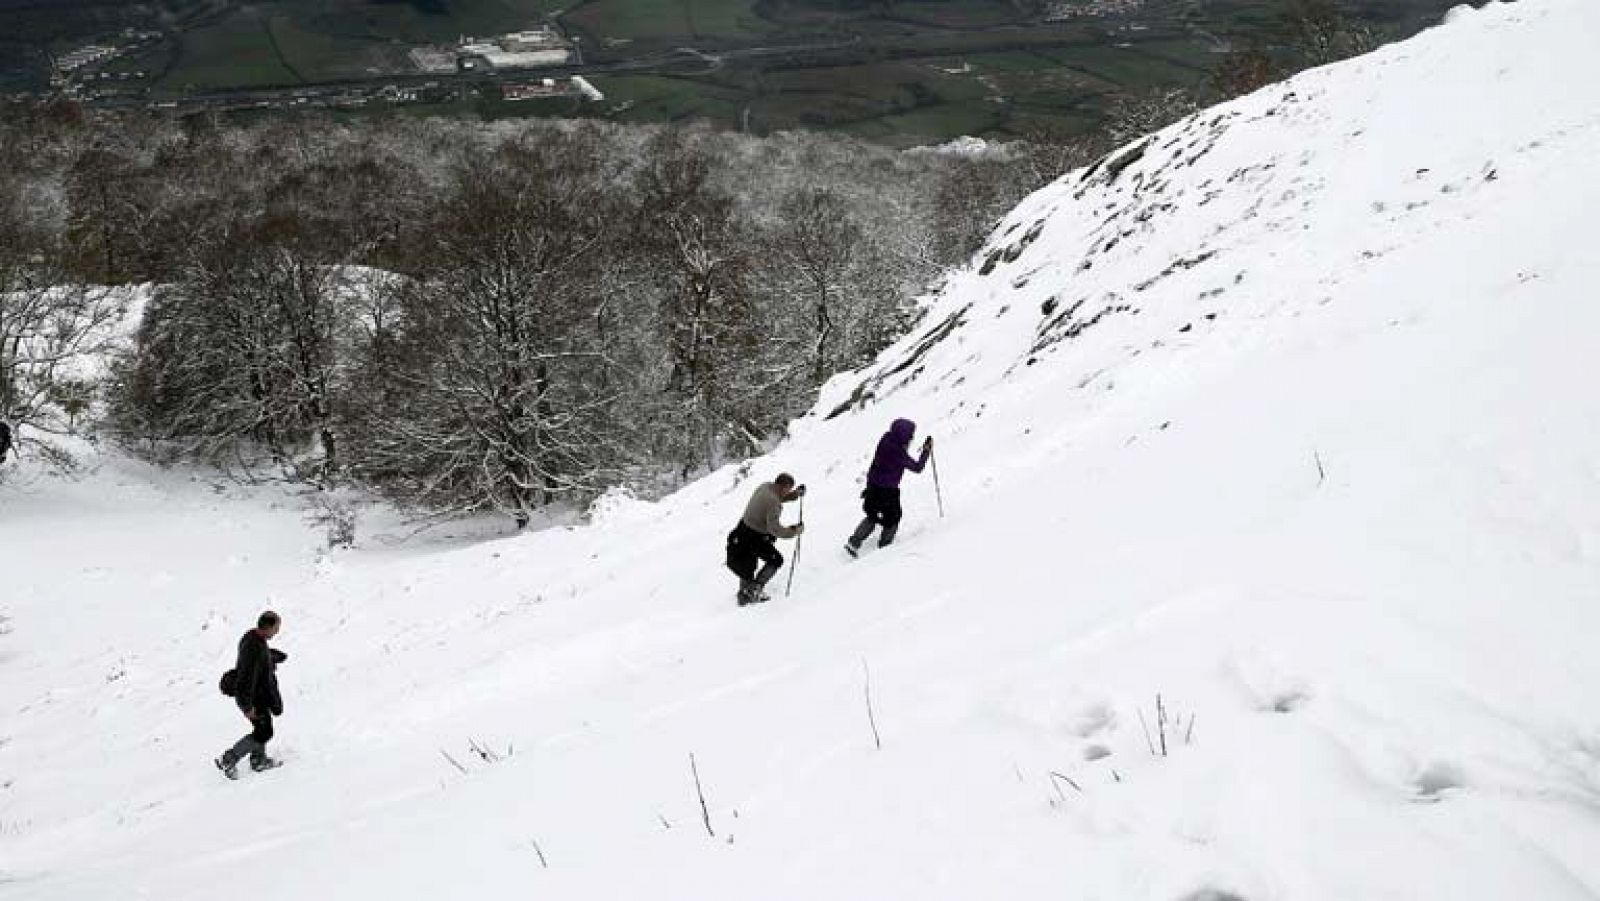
[{"x1": 6, "y1": 1, "x2": 1600, "y2": 897}]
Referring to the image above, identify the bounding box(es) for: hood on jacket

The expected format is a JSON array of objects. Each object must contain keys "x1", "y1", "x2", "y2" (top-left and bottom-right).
[{"x1": 887, "y1": 418, "x2": 916, "y2": 446}]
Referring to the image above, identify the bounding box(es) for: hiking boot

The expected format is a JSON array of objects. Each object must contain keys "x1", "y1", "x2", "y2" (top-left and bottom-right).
[
  {"x1": 215, "y1": 756, "x2": 239, "y2": 781},
  {"x1": 250, "y1": 756, "x2": 281, "y2": 772}
]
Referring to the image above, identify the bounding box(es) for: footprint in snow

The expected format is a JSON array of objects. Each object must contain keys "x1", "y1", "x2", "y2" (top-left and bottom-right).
[
  {"x1": 1412, "y1": 760, "x2": 1467, "y2": 802},
  {"x1": 1179, "y1": 890, "x2": 1247, "y2": 901},
  {"x1": 1070, "y1": 702, "x2": 1117, "y2": 738},
  {"x1": 1230, "y1": 650, "x2": 1313, "y2": 714},
  {"x1": 1267, "y1": 688, "x2": 1310, "y2": 713}
]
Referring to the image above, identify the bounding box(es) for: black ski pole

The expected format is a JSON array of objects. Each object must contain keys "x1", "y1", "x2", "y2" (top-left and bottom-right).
[
  {"x1": 931, "y1": 448, "x2": 945, "y2": 518},
  {"x1": 786, "y1": 497, "x2": 805, "y2": 598}
]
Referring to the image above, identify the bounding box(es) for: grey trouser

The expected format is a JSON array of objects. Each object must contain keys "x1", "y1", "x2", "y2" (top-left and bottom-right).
[{"x1": 221, "y1": 710, "x2": 273, "y2": 765}]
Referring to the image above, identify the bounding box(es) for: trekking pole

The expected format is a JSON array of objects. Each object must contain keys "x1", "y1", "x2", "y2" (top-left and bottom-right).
[
  {"x1": 931, "y1": 449, "x2": 946, "y2": 518},
  {"x1": 786, "y1": 497, "x2": 805, "y2": 598}
]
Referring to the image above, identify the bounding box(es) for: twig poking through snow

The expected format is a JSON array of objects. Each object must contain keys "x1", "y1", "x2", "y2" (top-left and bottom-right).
[
  {"x1": 1156, "y1": 694, "x2": 1169, "y2": 758},
  {"x1": 440, "y1": 749, "x2": 468, "y2": 775},
  {"x1": 1315, "y1": 450, "x2": 1327, "y2": 486},
  {"x1": 863, "y1": 658, "x2": 882, "y2": 751},
  {"x1": 469, "y1": 737, "x2": 507, "y2": 763},
  {"x1": 1049, "y1": 771, "x2": 1083, "y2": 794},
  {"x1": 690, "y1": 753, "x2": 715, "y2": 838},
  {"x1": 1137, "y1": 707, "x2": 1156, "y2": 756},
  {"x1": 1185, "y1": 713, "x2": 1197, "y2": 745},
  {"x1": 530, "y1": 839, "x2": 548, "y2": 869}
]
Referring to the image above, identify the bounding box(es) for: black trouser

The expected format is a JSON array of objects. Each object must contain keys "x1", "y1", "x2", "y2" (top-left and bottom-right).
[
  {"x1": 726, "y1": 522, "x2": 783, "y2": 587},
  {"x1": 849, "y1": 485, "x2": 904, "y2": 548},
  {"x1": 221, "y1": 708, "x2": 274, "y2": 766}
]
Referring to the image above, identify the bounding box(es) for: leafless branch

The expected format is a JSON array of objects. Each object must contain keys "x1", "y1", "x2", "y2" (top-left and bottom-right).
[
  {"x1": 690, "y1": 753, "x2": 715, "y2": 838},
  {"x1": 863, "y1": 658, "x2": 882, "y2": 751},
  {"x1": 1137, "y1": 707, "x2": 1156, "y2": 756},
  {"x1": 1049, "y1": 771, "x2": 1084, "y2": 795}
]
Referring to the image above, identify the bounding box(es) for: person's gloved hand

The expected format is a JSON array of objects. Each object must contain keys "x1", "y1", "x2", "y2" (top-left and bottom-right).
[
  {"x1": 922, "y1": 436, "x2": 934, "y2": 453},
  {"x1": 794, "y1": 522, "x2": 806, "y2": 535}
]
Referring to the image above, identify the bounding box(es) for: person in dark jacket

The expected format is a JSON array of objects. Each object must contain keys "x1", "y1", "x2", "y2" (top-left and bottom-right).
[
  {"x1": 215, "y1": 611, "x2": 285, "y2": 779},
  {"x1": 846, "y1": 418, "x2": 932, "y2": 556},
  {"x1": 726, "y1": 473, "x2": 806, "y2": 605},
  {"x1": 0, "y1": 420, "x2": 12, "y2": 464}
]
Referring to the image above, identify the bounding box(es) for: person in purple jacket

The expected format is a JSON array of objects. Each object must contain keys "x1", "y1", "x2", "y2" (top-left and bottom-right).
[{"x1": 846, "y1": 418, "x2": 933, "y2": 556}]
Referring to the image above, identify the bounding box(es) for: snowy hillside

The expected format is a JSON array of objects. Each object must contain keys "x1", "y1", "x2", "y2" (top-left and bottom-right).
[{"x1": 6, "y1": 1, "x2": 1600, "y2": 898}]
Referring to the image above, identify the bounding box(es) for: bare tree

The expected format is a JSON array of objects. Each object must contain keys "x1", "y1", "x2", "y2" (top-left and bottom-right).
[
  {"x1": 1106, "y1": 87, "x2": 1202, "y2": 147},
  {"x1": 772, "y1": 187, "x2": 862, "y2": 384},
  {"x1": 1212, "y1": 44, "x2": 1281, "y2": 99},
  {"x1": 76, "y1": 112, "x2": 1017, "y2": 506},
  {"x1": 1286, "y1": 0, "x2": 1380, "y2": 67},
  {"x1": 0, "y1": 166, "x2": 124, "y2": 468},
  {"x1": 347, "y1": 131, "x2": 629, "y2": 524},
  {"x1": 634, "y1": 127, "x2": 763, "y2": 473},
  {"x1": 1014, "y1": 125, "x2": 1105, "y2": 188},
  {"x1": 117, "y1": 224, "x2": 349, "y2": 481}
]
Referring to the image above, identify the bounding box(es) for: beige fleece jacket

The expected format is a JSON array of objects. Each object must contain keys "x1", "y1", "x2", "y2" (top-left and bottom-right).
[{"x1": 740, "y1": 483, "x2": 800, "y2": 539}]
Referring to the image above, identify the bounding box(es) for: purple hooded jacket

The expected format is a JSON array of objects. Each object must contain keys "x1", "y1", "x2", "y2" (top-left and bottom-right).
[{"x1": 866, "y1": 418, "x2": 930, "y2": 489}]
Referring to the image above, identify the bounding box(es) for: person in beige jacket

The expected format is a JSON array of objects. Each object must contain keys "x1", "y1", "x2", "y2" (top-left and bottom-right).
[{"x1": 725, "y1": 473, "x2": 806, "y2": 605}]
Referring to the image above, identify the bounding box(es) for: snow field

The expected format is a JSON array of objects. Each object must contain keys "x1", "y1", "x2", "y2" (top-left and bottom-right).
[{"x1": 5, "y1": 1, "x2": 1600, "y2": 897}]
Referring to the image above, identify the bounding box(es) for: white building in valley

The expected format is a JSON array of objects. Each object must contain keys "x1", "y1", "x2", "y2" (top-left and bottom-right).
[{"x1": 457, "y1": 27, "x2": 572, "y2": 70}]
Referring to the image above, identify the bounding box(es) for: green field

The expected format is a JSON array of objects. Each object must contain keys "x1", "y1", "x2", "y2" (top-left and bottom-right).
[
  {"x1": 24, "y1": 0, "x2": 1469, "y2": 143},
  {"x1": 158, "y1": 0, "x2": 577, "y2": 91},
  {"x1": 291, "y1": 0, "x2": 571, "y2": 43},
  {"x1": 567, "y1": 0, "x2": 772, "y2": 41},
  {"x1": 597, "y1": 74, "x2": 747, "y2": 123},
  {"x1": 159, "y1": 11, "x2": 299, "y2": 91},
  {"x1": 582, "y1": 27, "x2": 1207, "y2": 143}
]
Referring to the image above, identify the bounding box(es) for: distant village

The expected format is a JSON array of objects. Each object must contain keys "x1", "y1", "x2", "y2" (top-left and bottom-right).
[
  {"x1": 1044, "y1": 0, "x2": 1147, "y2": 20},
  {"x1": 35, "y1": 23, "x2": 604, "y2": 115},
  {"x1": 47, "y1": 28, "x2": 163, "y2": 92},
  {"x1": 410, "y1": 27, "x2": 578, "y2": 74}
]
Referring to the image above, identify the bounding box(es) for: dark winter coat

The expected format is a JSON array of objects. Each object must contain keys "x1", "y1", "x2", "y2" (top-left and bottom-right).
[
  {"x1": 865, "y1": 418, "x2": 929, "y2": 489},
  {"x1": 0, "y1": 421, "x2": 11, "y2": 463},
  {"x1": 233, "y1": 629, "x2": 282, "y2": 716}
]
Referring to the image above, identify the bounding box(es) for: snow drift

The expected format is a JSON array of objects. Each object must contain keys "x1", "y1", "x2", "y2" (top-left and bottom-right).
[{"x1": 5, "y1": 1, "x2": 1600, "y2": 898}]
